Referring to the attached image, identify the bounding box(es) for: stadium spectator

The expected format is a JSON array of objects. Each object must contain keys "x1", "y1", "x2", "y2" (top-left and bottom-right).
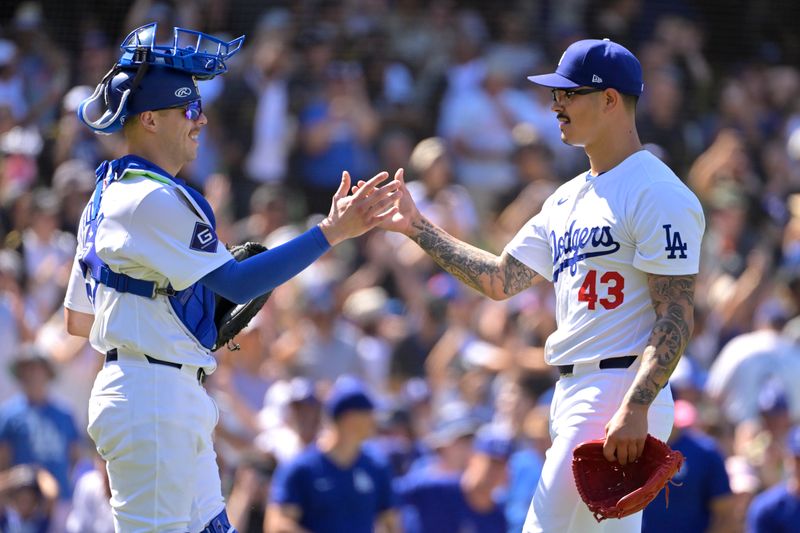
[
  {"x1": 268, "y1": 376, "x2": 398, "y2": 532},
  {"x1": 642, "y1": 399, "x2": 734, "y2": 533}
]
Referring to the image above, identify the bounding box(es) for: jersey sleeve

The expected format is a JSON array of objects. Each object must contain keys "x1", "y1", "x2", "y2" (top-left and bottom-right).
[
  {"x1": 630, "y1": 181, "x2": 705, "y2": 275},
  {"x1": 64, "y1": 253, "x2": 93, "y2": 313},
  {"x1": 118, "y1": 187, "x2": 233, "y2": 291},
  {"x1": 503, "y1": 208, "x2": 554, "y2": 281}
]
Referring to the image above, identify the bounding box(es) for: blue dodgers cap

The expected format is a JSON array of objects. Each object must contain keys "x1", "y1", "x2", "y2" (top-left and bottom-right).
[
  {"x1": 473, "y1": 424, "x2": 515, "y2": 461},
  {"x1": 325, "y1": 376, "x2": 375, "y2": 420},
  {"x1": 527, "y1": 38, "x2": 643, "y2": 96}
]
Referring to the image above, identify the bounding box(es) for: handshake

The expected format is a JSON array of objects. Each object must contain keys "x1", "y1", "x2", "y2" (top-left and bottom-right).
[{"x1": 317, "y1": 168, "x2": 417, "y2": 246}]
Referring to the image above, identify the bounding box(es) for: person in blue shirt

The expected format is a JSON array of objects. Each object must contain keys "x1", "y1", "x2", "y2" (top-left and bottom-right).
[
  {"x1": 396, "y1": 423, "x2": 511, "y2": 533},
  {"x1": 496, "y1": 373, "x2": 552, "y2": 533},
  {"x1": 268, "y1": 376, "x2": 398, "y2": 533},
  {"x1": 0, "y1": 346, "x2": 80, "y2": 533},
  {"x1": 642, "y1": 399, "x2": 734, "y2": 533},
  {"x1": 746, "y1": 425, "x2": 800, "y2": 533},
  {"x1": 0, "y1": 346, "x2": 80, "y2": 504}
]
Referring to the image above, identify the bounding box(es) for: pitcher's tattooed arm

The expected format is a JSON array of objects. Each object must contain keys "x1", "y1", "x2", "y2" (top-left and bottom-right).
[
  {"x1": 409, "y1": 217, "x2": 537, "y2": 300},
  {"x1": 626, "y1": 274, "x2": 695, "y2": 406}
]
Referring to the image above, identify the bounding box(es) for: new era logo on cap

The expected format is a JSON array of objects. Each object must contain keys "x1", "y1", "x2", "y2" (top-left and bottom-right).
[{"x1": 527, "y1": 39, "x2": 643, "y2": 96}]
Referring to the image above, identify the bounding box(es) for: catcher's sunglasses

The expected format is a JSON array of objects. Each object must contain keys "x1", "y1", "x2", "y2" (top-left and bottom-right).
[
  {"x1": 551, "y1": 87, "x2": 604, "y2": 105},
  {"x1": 163, "y1": 100, "x2": 203, "y2": 121}
]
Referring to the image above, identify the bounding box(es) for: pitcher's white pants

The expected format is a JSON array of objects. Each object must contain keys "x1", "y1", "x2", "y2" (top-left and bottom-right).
[
  {"x1": 523, "y1": 363, "x2": 674, "y2": 533},
  {"x1": 87, "y1": 355, "x2": 224, "y2": 533}
]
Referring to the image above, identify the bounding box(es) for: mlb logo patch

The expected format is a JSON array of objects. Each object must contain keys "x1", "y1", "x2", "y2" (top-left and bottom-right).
[{"x1": 190, "y1": 222, "x2": 218, "y2": 252}]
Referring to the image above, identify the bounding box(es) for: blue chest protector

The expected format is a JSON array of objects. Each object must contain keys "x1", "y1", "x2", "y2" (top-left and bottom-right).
[{"x1": 78, "y1": 155, "x2": 218, "y2": 350}]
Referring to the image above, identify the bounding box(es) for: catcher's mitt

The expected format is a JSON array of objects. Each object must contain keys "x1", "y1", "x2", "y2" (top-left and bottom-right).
[
  {"x1": 572, "y1": 434, "x2": 684, "y2": 522},
  {"x1": 212, "y1": 242, "x2": 272, "y2": 351}
]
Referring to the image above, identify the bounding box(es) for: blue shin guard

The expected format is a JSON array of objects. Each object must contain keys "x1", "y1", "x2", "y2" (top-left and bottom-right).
[{"x1": 200, "y1": 509, "x2": 237, "y2": 533}]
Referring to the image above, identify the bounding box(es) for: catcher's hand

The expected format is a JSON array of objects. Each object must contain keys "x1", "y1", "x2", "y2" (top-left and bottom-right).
[
  {"x1": 572, "y1": 434, "x2": 683, "y2": 522},
  {"x1": 212, "y1": 242, "x2": 272, "y2": 352}
]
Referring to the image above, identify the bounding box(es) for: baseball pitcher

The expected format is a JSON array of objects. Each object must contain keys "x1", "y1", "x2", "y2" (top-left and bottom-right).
[{"x1": 372, "y1": 38, "x2": 704, "y2": 532}]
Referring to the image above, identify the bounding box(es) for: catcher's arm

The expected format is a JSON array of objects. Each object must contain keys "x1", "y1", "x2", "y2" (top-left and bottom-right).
[
  {"x1": 604, "y1": 273, "x2": 695, "y2": 464},
  {"x1": 201, "y1": 171, "x2": 399, "y2": 304},
  {"x1": 65, "y1": 308, "x2": 93, "y2": 338}
]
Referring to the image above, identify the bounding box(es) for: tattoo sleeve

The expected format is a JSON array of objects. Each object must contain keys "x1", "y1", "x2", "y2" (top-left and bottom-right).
[
  {"x1": 409, "y1": 217, "x2": 537, "y2": 299},
  {"x1": 626, "y1": 274, "x2": 695, "y2": 406}
]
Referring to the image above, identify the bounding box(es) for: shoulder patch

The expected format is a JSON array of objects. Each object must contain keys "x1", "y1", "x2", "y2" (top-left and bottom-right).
[{"x1": 190, "y1": 222, "x2": 218, "y2": 252}]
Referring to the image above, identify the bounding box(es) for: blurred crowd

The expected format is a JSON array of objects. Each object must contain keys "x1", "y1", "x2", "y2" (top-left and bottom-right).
[{"x1": 1, "y1": 0, "x2": 800, "y2": 532}]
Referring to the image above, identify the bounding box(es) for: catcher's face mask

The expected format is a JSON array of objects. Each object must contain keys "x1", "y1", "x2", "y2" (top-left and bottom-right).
[{"x1": 78, "y1": 23, "x2": 243, "y2": 135}]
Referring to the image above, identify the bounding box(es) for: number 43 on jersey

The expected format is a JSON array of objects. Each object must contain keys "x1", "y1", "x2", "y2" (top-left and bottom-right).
[{"x1": 578, "y1": 270, "x2": 624, "y2": 310}]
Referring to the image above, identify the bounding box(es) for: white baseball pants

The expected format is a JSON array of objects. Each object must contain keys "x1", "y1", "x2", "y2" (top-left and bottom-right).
[
  {"x1": 87, "y1": 353, "x2": 224, "y2": 532},
  {"x1": 523, "y1": 362, "x2": 674, "y2": 533}
]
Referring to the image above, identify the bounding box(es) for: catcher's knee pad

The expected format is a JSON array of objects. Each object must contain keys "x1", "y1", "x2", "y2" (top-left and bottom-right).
[{"x1": 200, "y1": 508, "x2": 237, "y2": 533}]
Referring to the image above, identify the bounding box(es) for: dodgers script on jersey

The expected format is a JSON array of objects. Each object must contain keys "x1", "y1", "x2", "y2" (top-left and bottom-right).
[
  {"x1": 64, "y1": 168, "x2": 233, "y2": 368},
  {"x1": 504, "y1": 150, "x2": 704, "y2": 366}
]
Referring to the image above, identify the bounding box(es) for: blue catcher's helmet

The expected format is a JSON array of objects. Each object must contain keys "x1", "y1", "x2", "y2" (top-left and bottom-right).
[{"x1": 78, "y1": 23, "x2": 244, "y2": 135}]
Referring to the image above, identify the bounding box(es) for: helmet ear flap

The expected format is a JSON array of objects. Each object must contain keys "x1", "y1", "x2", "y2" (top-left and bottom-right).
[
  {"x1": 104, "y1": 70, "x2": 132, "y2": 110},
  {"x1": 78, "y1": 67, "x2": 134, "y2": 135}
]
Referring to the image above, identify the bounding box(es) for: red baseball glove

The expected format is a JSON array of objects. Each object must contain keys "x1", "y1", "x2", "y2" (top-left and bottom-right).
[{"x1": 572, "y1": 434, "x2": 684, "y2": 522}]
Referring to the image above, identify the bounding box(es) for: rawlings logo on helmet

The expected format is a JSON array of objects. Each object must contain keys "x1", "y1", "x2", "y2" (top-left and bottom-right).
[{"x1": 175, "y1": 87, "x2": 193, "y2": 98}]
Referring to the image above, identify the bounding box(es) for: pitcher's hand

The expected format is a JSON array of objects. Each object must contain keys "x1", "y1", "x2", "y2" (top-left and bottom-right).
[
  {"x1": 351, "y1": 168, "x2": 420, "y2": 236},
  {"x1": 318, "y1": 170, "x2": 400, "y2": 246}
]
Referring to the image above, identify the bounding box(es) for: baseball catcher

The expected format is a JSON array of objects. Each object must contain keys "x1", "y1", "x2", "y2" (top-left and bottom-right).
[{"x1": 64, "y1": 20, "x2": 401, "y2": 533}]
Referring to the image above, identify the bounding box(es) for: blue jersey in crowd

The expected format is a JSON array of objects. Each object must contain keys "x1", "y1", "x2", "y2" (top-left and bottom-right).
[
  {"x1": 395, "y1": 468, "x2": 506, "y2": 533},
  {"x1": 270, "y1": 445, "x2": 395, "y2": 533},
  {"x1": 642, "y1": 430, "x2": 731, "y2": 533},
  {"x1": 299, "y1": 101, "x2": 374, "y2": 190},
  {"x1": 746, "y1": 482, "x2": 800, "y2": 533},
  {"x1": 505, "y1": 446, "x2": 544, "y2": 533},
  {"x1": 0, "y1": 395, "x2": 79, "y2": 500}
]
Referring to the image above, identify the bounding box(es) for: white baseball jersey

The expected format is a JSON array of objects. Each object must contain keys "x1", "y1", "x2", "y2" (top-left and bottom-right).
[
  {"x1": 64, "y1": 171, "x2": 233, "y2": 368},
  {"x1": 505, "y1": 150, "x2": 705, "y2": 366}
]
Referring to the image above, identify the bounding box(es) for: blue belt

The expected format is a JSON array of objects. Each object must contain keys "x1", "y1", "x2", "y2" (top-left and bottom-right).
[
  {"x1": 105, "y1": 349, "x2": 206, "y2": 384},
  {"x1": 557, "y1": 355, "x2": 637, "y2": 377}
]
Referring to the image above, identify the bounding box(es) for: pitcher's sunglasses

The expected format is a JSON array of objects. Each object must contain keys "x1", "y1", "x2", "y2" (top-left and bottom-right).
[
  {"x1": 550, "y1": 88, "x2": 604, "y2": 104},
  {"x1": 162, "y1": 100, "x2": 203, "y2": 121}
]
